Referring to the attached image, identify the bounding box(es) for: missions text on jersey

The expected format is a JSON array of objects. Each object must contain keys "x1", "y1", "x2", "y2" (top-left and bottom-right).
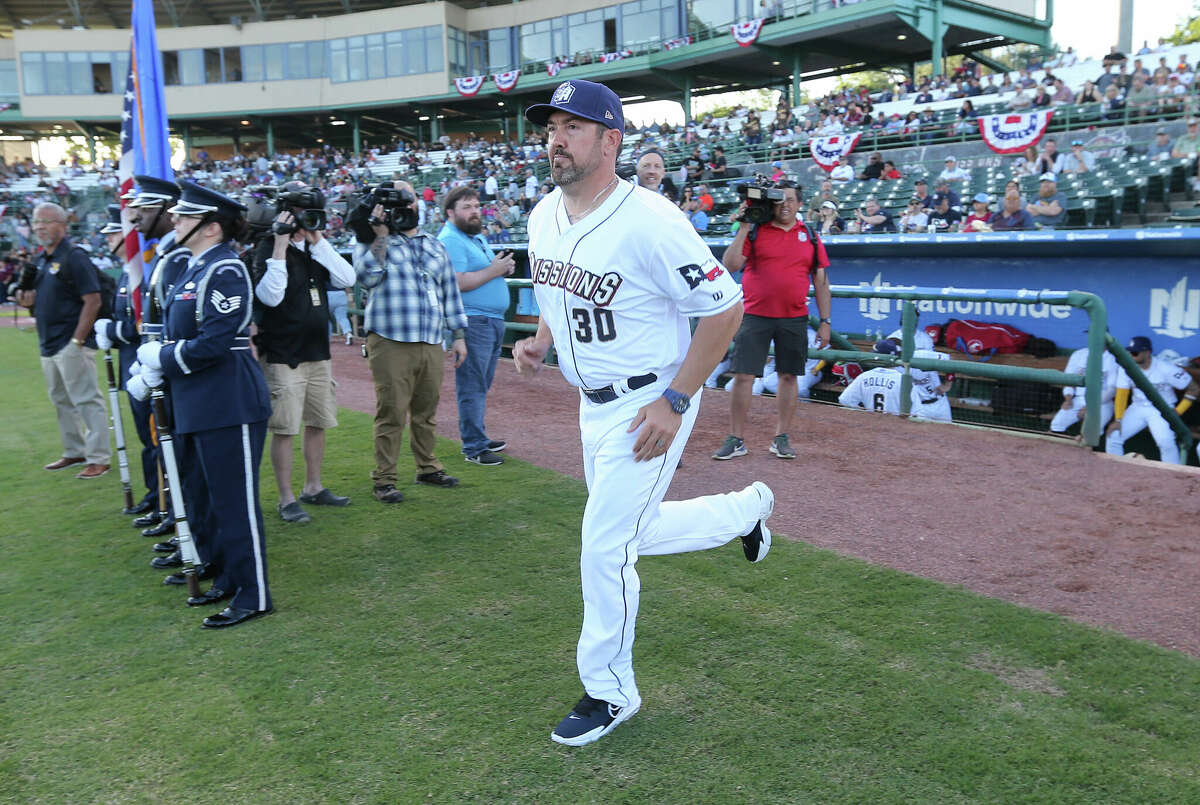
[{"x1": 527, "y1": 182, "x2": 742, "y2": 389}]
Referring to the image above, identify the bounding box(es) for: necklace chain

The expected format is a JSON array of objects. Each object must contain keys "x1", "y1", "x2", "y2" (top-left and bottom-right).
[{"x1": 567, "y1": 175, "x2": 619, "y2": 224}]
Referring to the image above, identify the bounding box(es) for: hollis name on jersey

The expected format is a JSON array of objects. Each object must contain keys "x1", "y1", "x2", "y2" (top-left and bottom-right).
[
  {"x1": 530, "y1": 253, "x2": 623, "y2": 306},
  {"x1": 863, "y1": 374, "x2": 898, "y2": 389}
]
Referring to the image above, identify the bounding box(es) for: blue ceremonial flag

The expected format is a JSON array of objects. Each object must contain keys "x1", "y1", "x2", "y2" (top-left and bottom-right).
[
  {"x1": 118, "y1": 0, "x2": 172, "y2": 318},
  {"x1": 130, "y1": 0, "x2": 172, "y2": 179}
]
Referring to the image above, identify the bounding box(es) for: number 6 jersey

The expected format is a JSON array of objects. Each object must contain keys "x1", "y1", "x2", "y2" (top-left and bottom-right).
[{"x1": 527, "y1": 182, "x2": 742, "y2": 390}]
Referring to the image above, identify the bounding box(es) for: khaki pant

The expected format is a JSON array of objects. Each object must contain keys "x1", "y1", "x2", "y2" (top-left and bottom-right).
[
  {"x1": 366, "y1": 335, "x2": 444, "y2": 485},
  {"x1": 40, "y1": 343, "x2": 111, "y2": 465}
]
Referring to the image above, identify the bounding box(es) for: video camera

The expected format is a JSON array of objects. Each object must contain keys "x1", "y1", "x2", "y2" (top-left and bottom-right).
[
  {"x1": 346, "y1": 182, "x2": 418, "y2": 244},
  {"x1": 735, "y1": 174, "x2": 788, "y2": 225},
  {"x1": 13, "y1": 247, "x2": 38, "y2": 292},
  {"x1": 243, "y1": 183, "x2": 327, "y2": 238}
]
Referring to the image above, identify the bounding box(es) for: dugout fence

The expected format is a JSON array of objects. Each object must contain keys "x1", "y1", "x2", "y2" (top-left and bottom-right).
[{"x1": 502, "y1": 279, "x2": 1193, "y2": 458}]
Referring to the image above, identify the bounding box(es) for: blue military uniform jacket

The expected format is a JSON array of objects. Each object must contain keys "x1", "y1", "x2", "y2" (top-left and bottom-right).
[
  {"x1": 105, "y1": 233, "x2": 191, "y2": 386},
  {"x1": 159, "y1": 243, "x2": 271, "y2": 435},
  {"x1": 147, "y1": 231, "x2": 190, "y2": 322}
]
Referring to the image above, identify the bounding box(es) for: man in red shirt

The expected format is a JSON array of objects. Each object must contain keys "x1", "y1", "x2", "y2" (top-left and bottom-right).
[{"x1": 713, "y1": 182, "x2": 832, "y2": 460}]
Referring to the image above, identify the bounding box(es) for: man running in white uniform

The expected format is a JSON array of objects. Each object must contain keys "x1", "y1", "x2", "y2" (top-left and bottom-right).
[{"x1": 514, "y1": 79, "x2": 776, "y2": 747}]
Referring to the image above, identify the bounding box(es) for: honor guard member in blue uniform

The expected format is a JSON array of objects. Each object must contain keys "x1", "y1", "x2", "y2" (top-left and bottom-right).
[
  {"x1": 93, "y1": 205, "x2": 158, "y2": 514},
  {"x1": 133, "y1": 181, "x2": 274, "y2": 628},
  {"x1": 128, "y1": 176, "x2": 193, "y2": 535},
  {"x1": 129, "y1": 176, "x2": 221, "y2": 576}
]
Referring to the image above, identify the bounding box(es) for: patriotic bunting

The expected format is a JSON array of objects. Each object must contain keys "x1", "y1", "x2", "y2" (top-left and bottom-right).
[
  {"x1": 731, "y1": 19, "x2": 765, "y2": 47},
  {"x1": 600, "y1": 49, "x2": 633, "y2": 64},
  {"x1": 977, "y1": 110, "x2": 1054, "y2": 154},
  {"x1": 809, "y1": 132, "x2": 863, "y2": 172},
  {"x1": 664, "y1": 36, "x2": 693, "y2": 50},
  {"x1": 492, "y1": 70, "x2": 520, "y2": 93},
  {"x1": 453, "y1": 75, "x2": 486, "y2": 96}
]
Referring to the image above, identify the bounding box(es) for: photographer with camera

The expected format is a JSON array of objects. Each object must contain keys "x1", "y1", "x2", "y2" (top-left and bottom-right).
[
  {"x1": 352, "y1": 180, "x2": 468, "y2": 503},
  {"x1": 437, "y1": 185, "x2": 514, "y2": 467},
  {"x1": 16, "y1": 202, "x2": 111, "y2": 478},
  {"x1": 251, "y1": 182, "x2": 356, "y2": 524},
  {"x1": 712, "y1": 178, "x2": 831, "y2": 461}
]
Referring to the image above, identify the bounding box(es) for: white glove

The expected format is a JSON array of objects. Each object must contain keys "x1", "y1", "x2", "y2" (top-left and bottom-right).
[
  {"x1": 137, "y1": 341, "x2": 163, "y2": 370},
  {"x1": 127, "y1": 361, "x2": 143, "y2": 377},
  {"x1": 93, "y1": 319, "x2": 113, "y2": 351},
  {"x1": 142, "y1": 366, "x2": 164, "y2": 388},
  {"x1": 126, "y1": 374, "x2": 150, "y2": 401}
]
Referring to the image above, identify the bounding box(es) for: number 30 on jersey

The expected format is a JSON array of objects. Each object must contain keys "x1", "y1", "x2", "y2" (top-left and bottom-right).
[{"x1": 571, "y1": 306, "x2": 617, "y2": 343}]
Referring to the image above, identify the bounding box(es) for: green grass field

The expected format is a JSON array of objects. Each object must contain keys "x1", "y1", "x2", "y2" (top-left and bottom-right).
[{"x1": 1, "y1": 325, "x2": 1198, "y2": 804}]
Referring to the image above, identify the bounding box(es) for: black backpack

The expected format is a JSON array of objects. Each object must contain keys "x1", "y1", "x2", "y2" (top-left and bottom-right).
[{"x1": 55, "y1": 246, "x2": 117, "y2": 319}]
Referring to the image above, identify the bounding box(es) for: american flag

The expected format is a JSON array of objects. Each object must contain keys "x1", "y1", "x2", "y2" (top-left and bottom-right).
[
  {"x1": 117, "y1": 64, "x2": 144, "y2": 320},
  {"x1": 118, "y1": 0, "x2": 174, "y2": 323}
]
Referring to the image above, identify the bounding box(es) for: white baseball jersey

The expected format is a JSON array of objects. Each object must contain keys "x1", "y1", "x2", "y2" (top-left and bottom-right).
[
  {"x1": 839, "y1": 367, "x2": 905, "y2": 414},
  {"x1": 888, "y1": 327, "x2": 935, "y2": 351},
  {"x1": 1063, "y1": 347, "x2": 1119, "y2": 401},
  {"x1": 1115, "y1": 356, "x2": 1191, "y2": 407},
  {"x1": 527, "y1": 182, "x2": 742, "y2": 389},
  {"x1": 909, "y1": 348, "x2": 947, "y2": 401}
]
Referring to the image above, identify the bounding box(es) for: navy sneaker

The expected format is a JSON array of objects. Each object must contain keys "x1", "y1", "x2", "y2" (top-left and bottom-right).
[
  {"x1": 740, "y1": 481, "x2": 773, "y2": 563},
  {"x1": 550, "y1": 694, "x2": 640, "y2": 746},
  {"x1": 465, "y1": 450, "x2": 504, "y2": 466}
]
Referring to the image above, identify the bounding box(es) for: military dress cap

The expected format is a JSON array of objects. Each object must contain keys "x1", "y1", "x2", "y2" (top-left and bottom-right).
[
  {"x1": 129, "y1": 175, "x2": 182, "y2": 208},
  {"x1": 100, "y1": 203, "x2": 123, "y2": 234},
  {"x1": 169, "y1": 180, "x2": 248, "y2": 220},
  {"x1": 525, "y1": 79, "x2": 625, "y2": 132}
]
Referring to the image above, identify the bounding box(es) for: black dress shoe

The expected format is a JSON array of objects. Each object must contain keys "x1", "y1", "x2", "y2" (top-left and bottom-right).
[
  {"x1": 202, "y1": 606, "x2": 273, "y2": 628},
  {"x1": 132, "y1": 511, "x2": 162, "y2": 528},
  {"x1": 186, "y1": 587, "x2": 230, "y2": 607},
  {"x1": 163, "y1": 564, "x2": 217, "y2": 585},
  {"x1": 151, "y1": 550, "x2": 182, "y2": 568},
  {"x1": 142, "y1": 519, "x2": 175, "y2": 538},
  {"x1": 152, "y1": 538, "x2": 178, "y2": 553},
  {"x1": 124, "y1": 498, "x2": 155, "y2": 516}
]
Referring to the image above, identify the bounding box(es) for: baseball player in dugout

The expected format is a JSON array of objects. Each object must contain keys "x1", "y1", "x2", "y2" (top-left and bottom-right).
[
  {"x1": 1105, "y1": 335, "x2": 1199, "y2": 464},
  {"x1": 437, "y1": 184, "x2": 515, "y2": 467},
  {"x1": 514, "y1": 79, "x2": 776, "y2": 747},
  {"x1": 713, "y1": 177, "x2": 832, "y2": 461},
  {"x1": 252, "y1": 182, "x2": 357, "y2": 524},
  {"x1": 130, "y1": 182, "x2": 274, "y2": 628},
  {"x1": 16, "y1": 202, "x2": 112, "y2": 479},
  {"x1": 353, "y1": 179, "x2": 469, "y2": 503}
]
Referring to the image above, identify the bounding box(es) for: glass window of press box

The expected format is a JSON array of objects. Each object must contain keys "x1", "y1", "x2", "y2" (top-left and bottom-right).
[
  {"x1": 509, "y1": 0, "x2": 679, "y2": 70},
  {"x1": 19, "y1": 25, "x2": 442, "y2": 95},
  {"x1": 327, "y1": 26, "x2": 443, "y2": 83},
  {"x1": 21, "y1": 51, "x2": 130, "y2": 95}
]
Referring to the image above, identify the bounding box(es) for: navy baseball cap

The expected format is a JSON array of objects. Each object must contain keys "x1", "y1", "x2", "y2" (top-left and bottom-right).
[
  {"x1": 525, "y1": 80, "x2": 624, "y2": 132},
  {"x1": 1126, "y1": 335, "x2": 1152, "y2": 354},
  {"x1": 873, "y1": 339, "x2": 901, "y2": 356}
]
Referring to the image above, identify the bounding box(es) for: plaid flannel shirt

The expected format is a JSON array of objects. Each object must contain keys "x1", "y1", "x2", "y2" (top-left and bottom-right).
[{"x1": 354, "y1": 232, "x2": 468, "y2": 345}]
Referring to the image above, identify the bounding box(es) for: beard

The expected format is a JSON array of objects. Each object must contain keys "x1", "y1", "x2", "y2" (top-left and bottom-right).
[
  {"x1": 456, "y1": 216, "x2": 483, "y2": 235},
  {"x1": 550, "y1": 147, "x2": 600, "y2": 186}
]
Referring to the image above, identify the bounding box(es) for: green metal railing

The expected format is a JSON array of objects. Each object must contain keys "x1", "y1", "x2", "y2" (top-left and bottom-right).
[{"x1": 501, "y1": 279, "x2": 1193, "y2": 457}]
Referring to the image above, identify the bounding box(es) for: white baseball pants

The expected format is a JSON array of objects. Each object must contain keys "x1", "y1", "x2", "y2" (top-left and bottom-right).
[
  {"x1": 909, "y1": 392, "x2": 953, "y2": 422},
  {"x1": 1105, "y1": 404, "x2": 1180, "y2": 464},
  {"x1": 1049, "y1": 396, "x2": 1114, "y2": 433},
  {"x1": 576, "y1": 384, "x2": 765, "y2": 710}
]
